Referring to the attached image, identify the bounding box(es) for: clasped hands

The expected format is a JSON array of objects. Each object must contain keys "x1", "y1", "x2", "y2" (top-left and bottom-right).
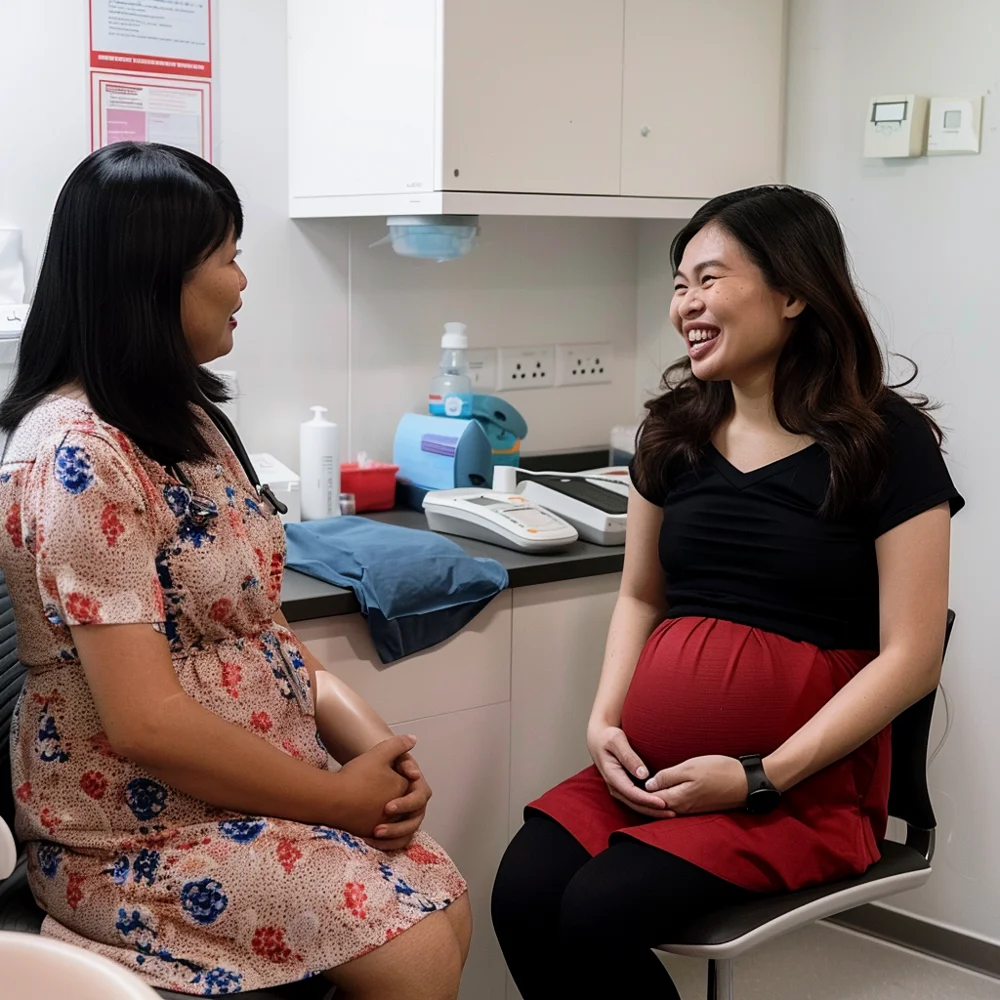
[
  {"x1": 588, "y1": 725, "x2": 749, "y2": 818},
  {"x1": 335, "y1": 734, "x2": 433, "y2": 851}
]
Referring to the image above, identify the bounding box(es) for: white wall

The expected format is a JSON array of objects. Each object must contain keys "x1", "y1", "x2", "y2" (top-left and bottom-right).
[
  {"x1": 0, "y1": 0, "x2": 641, "y2": 469},
  {"x1": 786, "y1": 0, "x2": 998, "y2": 944}
]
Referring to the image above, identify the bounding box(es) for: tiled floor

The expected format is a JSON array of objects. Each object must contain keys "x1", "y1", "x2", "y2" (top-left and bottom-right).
[{"x1": 659, "y1": 923, "x2": 1000, "y2": 999}]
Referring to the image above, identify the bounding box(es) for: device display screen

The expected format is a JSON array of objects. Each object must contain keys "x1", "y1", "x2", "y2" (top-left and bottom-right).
[{"x1": 465, "y1": 496, "x2": 502, "y2": 507}]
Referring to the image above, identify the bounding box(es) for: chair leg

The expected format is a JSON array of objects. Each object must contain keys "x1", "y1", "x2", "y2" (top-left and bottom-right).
[{"x1": 706, "y1": 958, "x2": 735, "y2": 1000}]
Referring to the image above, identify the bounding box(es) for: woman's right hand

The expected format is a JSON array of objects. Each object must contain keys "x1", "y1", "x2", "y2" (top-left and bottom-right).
[
  {"x1": 588, "y1": 724, "x2": 669, "y2": 815},
  {"x1": 331, "y1": 734, "x2": 414, "y2": 836}
]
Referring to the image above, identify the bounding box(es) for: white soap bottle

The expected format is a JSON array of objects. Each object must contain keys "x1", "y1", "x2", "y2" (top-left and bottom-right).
[{"x1": 299, "y1": 406, "x2": 340, "y2": 520}]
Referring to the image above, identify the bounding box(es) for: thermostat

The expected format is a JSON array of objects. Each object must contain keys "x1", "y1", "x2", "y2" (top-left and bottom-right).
[
  {"x1": 863, "y1": 94, "x2": 928, "y2": 158},
  {"x1": 928, "y1": 97, "x2": 983, "y2": 155}
]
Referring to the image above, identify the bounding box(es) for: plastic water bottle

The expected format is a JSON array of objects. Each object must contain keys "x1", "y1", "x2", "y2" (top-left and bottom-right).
[{"x1": 429, "y1": 322, "x2": 473, "y2": 419}]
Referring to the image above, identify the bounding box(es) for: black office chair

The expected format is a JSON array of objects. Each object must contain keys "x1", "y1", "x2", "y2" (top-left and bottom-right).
[
  {"x1": 655, "y1": 610, "x2": 956, "y2": 1000},
  {"x1": 0, "y1": 570, "x2": 331, "y2": 1000}
]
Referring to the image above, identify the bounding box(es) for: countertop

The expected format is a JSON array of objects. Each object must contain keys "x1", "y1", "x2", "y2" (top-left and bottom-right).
[{"x1": 280, "y1": 509, "x2": 625, "y2": 622}]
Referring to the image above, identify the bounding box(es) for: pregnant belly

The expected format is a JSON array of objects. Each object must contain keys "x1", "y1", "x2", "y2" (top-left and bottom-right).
[{"x1": 619, "y1": 617, "x2": 874, "y2": 774}]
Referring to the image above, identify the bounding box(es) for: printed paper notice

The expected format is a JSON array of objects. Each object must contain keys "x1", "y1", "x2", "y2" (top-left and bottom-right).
[
  {"x1": 90, "y1": 0, "x2": 212, "y2": 78},
  {"x1": 92, "y1": 75, "x2": 211, "y2": 160}
]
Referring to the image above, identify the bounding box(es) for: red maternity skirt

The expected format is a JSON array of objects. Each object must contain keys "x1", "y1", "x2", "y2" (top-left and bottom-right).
[{"x1": 530, "y1": 617, "x2": 890, "y2": 893}]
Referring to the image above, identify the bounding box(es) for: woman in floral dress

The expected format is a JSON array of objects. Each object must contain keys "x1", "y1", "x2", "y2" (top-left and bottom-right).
[{"x1": 0, "y1": 143, "x2": 469, "y2": 999}]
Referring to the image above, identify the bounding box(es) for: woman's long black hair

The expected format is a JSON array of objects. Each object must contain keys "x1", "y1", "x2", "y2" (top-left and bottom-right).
[
  {"x1": 631, "y1": 185, "x2": 939, "y2": 515},
  {"x1": 0, "y1": 142, "x2": 242, "y2": 466}
]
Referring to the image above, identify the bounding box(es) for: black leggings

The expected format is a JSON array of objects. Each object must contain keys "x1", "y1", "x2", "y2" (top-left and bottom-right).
[{"x1": 491, "y1": 813, "x2": 756, "y2": 999}]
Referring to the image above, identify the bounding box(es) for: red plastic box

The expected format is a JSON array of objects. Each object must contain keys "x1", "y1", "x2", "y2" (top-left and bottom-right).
[{"x1": 340, "y1": 462, "x2": 399, "y2": 512}]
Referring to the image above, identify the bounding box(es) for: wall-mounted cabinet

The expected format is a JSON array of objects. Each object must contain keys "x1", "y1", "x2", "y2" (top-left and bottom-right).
[{"x1": 288, "y1": 0, "x2": 786, "y2": 219}]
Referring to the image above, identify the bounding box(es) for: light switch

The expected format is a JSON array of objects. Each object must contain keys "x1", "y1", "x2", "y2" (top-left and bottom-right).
[
  {"x1": 863, "y1": 95, "x2": 928, "y2": 158},
  {"x1": 928, "y1": 97, "x2": 983, "y2": 155}
]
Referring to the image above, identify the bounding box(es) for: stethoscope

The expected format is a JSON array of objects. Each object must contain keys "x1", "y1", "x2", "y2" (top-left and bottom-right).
[{"x1": 167, "y1": 401, "x2": 288, "y2": 517}]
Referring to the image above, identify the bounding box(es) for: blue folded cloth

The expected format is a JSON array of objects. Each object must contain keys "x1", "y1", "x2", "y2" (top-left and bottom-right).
[{"x1": 284, "y1": 517, "x2": 509, "y2": 663}]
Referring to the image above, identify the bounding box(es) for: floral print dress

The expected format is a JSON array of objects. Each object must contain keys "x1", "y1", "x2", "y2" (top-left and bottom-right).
[{"x1": 0, "y1": 396, "x2": 466, "y2": 996}]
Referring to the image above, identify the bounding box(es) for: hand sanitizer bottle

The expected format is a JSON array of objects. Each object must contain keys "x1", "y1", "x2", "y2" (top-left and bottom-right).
[{"x1": 429, "y1": 322, "x2": 473, "y2": 419}]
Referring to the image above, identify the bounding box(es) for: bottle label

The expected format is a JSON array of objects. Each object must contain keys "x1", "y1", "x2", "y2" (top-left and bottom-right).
[
  {"x1": 444, "y1": 393, "x2": 472, "y2": 418},
  {"x1": 429, "y1": 393, "x2": 471, "y2": 418}
]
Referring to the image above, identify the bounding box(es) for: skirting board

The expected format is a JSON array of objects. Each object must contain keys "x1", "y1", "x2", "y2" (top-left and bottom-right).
[{"x1": 827, "y1": 905, "x2": 1000, "y2": 980}]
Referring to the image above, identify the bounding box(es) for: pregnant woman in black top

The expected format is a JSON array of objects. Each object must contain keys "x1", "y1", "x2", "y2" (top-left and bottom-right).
[{"x1": 491, "y1": 185, "x2": 963, "y2": 999}]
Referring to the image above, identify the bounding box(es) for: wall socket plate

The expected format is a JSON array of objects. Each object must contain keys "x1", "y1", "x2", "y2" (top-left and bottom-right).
[
  {"x1": 555, "y1": 343, "x2": 613, "y2": 386},
  {"x1": 499, "y1": 346, "x2": 555, "y2": 389},
  {"x1": 467, "y1": 348, "x2": 499, "y2": 391}
]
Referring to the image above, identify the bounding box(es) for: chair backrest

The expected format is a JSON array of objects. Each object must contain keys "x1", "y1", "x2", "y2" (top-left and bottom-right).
[
  {"x1": 0, "y1": 569, "x2": 27, "y2": 846},
  {"x1": 887, "y1": 609, "x2": 955, "y2": 840}
]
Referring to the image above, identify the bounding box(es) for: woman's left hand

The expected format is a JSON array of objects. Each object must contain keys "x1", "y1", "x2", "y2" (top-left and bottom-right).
[
  {"x1": 365, "y1": 752, "x2": 432, "y2": 851},
  {"x1": 631, "y1": 755, "x2": 748, "y2": 818}
]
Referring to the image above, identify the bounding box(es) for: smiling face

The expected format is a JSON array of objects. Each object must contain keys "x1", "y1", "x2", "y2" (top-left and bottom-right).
[
  {"x1": 670, "y1": 223, "x2": 805, "y2": 386},
  {"x1": 180, "y1": 230, "x2": 246, "y2": 365}
]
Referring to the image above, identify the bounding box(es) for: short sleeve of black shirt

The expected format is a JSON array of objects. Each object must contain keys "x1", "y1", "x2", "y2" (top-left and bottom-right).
[
  {"x1": 628, "y1": 453, "x2": 666, "y2": 508},
  {"x1": 866, "y1": 395, "x2": 965, "y2": 538}
]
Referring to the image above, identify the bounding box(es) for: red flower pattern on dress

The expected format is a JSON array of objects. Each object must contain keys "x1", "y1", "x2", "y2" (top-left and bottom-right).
[
  {"x1": 210, "y1": 598, "x2": 233, "y2": 623},
  {"x1": 64, "y1": 591, "x2": 102, "y2": 624},
  {"x1": 79, "y1": 770, "x2": 108, "y2": 799},
  {"x1": 221, "y1": 661, "x2": 242, "y2": 698},
  {"x1": 66, "y1": 872, "x2": 85, "y2": 910},
  {"x1": 40, "y1": 806, "x2": 61, "y2": 833},
  {"x1": 15, "y1": 782, "x2": 31, "y2": 803},
  {"x1": 344, "y1": 882, "x2": 368, "y2": 919},
  {"x1": 252, "y1": 925, "x2": 300, "y2": 964},
  {"x1": 268, "y1": 553, "x2": 283, "y2": 601},
  {"x1": 5, "y1": 503, "x2": 22, "y2": 548},
  {"x1": 89, "y1": 731, "x2": 126, "y2": 761},
  {"x1": 385, "y1": 926, "x2": 405, "y2": 941},
  {"x1": 250, "y1": 711, "x2": 273, "y2": 733},
  {"x1": 100, "y1": 503, "x2": 125, "y2": 546},
  {"x1": 276, "y1": 838, "x2": 302, "y2": 874},
  {"x1": 281, "y1": 739, "x2": 303, "y2": 760},
  {"x1": 228, "y1": 508, "x2": 247, "y2": 538},
  {"x1": 31, "y1": 690, "x2": 62, "y2": 707},
  {"x1": 405, "y1": 843, "x2": 441, "y2": 865}
]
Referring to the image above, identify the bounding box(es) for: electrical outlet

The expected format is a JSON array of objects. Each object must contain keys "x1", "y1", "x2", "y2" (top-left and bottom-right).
[
  {"x1": 467, "y1": 348, "x2": 498, "y2": 391},
  {"x1": 499, "y1": 346, "x2": 555, "y2": 390},
  {"x1": 555, "y1": 343, "x2": 613, "y2": 386}
]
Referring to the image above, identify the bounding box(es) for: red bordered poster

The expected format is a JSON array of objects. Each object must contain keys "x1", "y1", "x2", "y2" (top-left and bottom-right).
[
  {"x1": 91, "y1": 73, "x2": 212, "y2": 161},
  {"x1": 89, "y1": 0, "x2": 212, "y2": 79}
]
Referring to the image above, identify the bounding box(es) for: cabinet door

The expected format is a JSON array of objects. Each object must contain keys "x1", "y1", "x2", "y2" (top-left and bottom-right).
[
  {"x1": 621, "y1": 0, "x2": 785, "y2": 198},
  {"x1": 293, "y1": 593, "x2": 512, "y2": 725},
  {"x1": 392, "y1": 702, "x2": 511, "y2": 1000},
  {"x1": 441, "y1": 0, "x2": 625, "y2": 195},
  {"x1": 509, "y1": 576, "x2": 619, "y2": 836}
]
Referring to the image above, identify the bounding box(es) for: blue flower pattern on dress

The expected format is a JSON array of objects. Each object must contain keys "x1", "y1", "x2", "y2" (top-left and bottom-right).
[
  {"x1": 54, "y1": 445, "x2": 94, "y2": 494},
  {"x1": 126, "y1": 778, "x2": 169, "y2": 821},
  {"x1": 218, "y1": 818, "x2": 266, "y2": 843},
  {"x1": 198, "y1": 966, "x2": 244, "y2": 995},
  {"x1": 163, "y1": 484, "x2": 218, "y2": 549},
  {"x1": 105, "y1": 855, "x2": 130, "y2": 885},
  {"x1": 36, "y1": 702, "x2": 70, "y2": 763},
  {"x1": 378, "y1": 862, "x2": 444, "y2": 913},
  {"x1": 37, "y1": 843, "x2": 63, "y2": 879},
  {"x1": 181, "y1": 878, "x2": 229, "y2": 924},
  {"x1": 132, "y1": 848, "x2": 160, "y2": 885},
  {"x1": 312, "y1": 826, "x2": 368, "y2": 851}
]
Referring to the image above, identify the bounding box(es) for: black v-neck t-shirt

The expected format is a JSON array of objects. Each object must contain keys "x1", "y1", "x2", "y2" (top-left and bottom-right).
[{"x1": 630, "y1": 394, "x2": 964, "y2": 651}]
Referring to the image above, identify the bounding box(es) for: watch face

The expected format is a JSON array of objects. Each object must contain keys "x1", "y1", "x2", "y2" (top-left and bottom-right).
[{"x1": 747, "y1": 787, "x2": 782, "y2": 815}]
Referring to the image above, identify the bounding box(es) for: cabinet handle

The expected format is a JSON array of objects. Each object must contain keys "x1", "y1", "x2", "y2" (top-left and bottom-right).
[{"x1": 640, "y1": 125, "x2": 651, "y2": 138}]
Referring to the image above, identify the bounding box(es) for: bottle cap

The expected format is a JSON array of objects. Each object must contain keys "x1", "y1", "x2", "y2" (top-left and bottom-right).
[
  {"x1": 441, "y1": 322, "x2": 468, "y2": 350},
  {"x1": 306, "y1": 405, "x2": 334, "y2": 426}
]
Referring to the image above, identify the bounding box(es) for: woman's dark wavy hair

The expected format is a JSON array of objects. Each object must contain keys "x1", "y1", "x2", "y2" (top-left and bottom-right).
[
  {"x1": 0, "y1": 142, "x2": 241, "y2": 466},
  {"x1": 631, "y1": 185, "x2": 939, "y2": 516}
]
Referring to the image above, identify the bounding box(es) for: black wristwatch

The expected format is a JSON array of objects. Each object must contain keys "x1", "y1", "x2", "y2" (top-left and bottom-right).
[{"x1": 739, "y1": 755, "x2": 781, "y2": 815}]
